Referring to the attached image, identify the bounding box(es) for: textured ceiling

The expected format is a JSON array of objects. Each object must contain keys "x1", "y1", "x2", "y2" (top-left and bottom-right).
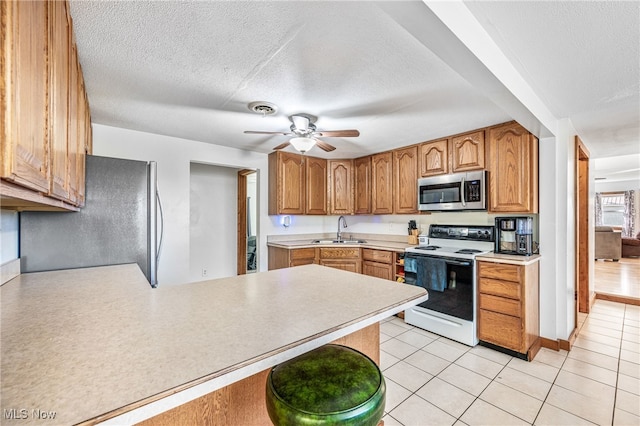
[{"x1": 69, "y1": 0, "x2": 639, "y2": 170}]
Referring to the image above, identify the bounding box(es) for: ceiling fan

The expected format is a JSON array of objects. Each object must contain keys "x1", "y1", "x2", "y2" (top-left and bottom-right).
[{"x1": 244, "y1": 114, "x2": 359, "y2": 153}]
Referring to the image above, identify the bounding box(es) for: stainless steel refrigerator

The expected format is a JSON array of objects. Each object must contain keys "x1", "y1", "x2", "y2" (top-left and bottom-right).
[{"x1": 20, "y1": 155, "x2": 162, "y2": 287}]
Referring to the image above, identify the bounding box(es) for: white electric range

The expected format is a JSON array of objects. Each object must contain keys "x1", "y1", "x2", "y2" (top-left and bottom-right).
[{"x1": 403, "y1": 224, "x2": 494, "y2": 346}]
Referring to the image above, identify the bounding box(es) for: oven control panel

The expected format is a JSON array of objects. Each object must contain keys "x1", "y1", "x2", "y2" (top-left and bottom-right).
[{"x1": 428, "y1": 225, "x2": 494, "y2": 242}]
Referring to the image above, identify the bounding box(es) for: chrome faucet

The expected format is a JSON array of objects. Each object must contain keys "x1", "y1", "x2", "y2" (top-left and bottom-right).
[{"x1": 337, "y1": 216, "x2": 348, "y2": 241}]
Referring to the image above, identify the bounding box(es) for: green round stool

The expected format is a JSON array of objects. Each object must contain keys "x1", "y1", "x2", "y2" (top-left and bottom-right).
[{"x1": 265, "y1": 344, "x2": 386, "y2": 426}]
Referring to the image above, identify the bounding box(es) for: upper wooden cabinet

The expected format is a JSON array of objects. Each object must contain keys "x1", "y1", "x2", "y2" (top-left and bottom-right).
[
  {"x1": 420, "y1": 130, "x2": 485, "y2": 178},
  {"x1": 420, "y1": 139, "x2": 449, "y2": 177},
  {"x1": 49, "y1": 0, "x2": 71, "y2": 201},
  {"x1": 371, "y1": 152, "x2": 393, "y2": 214},
  {"x1": 305, "y1": 156, "x2": 327, "y2": 215},
  {"x1": 393, "y1": 146, "x2": 418, "y2": 214},
  {"x1": 353, "y1": 156, "x2": 371, "y2": 215},
  {"x1": 1, "y1": 0, "x2": 50, "y2": 194},
  {"x1": 328, "y1": 159, "x2": 353, "y2": 215},
  {"x1": 486, "y1": 122, "x2": 538, "y2": 213},
  {"x1": 451, "y1": 130, "x2": 484, "y2": 172},
  {"x1": 269, "y1": 151, "x2": 306, "y2": 215},
  {"x1": 1, "y1": 0, "x2": 91, "y2": 211},
  {"x1": 267, "y1": 121, "x2": 537, "y2": 217}
]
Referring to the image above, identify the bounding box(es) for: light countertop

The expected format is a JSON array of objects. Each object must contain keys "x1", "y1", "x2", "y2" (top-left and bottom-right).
[
  {"x1": 267, "y1": 238, "x2": 413, "y2": 252},
  {"x1": 476, "y1": 252, "x2": 542, "y2": 265},
  {"x1": 1, "y1": 263, "x2": 427, "y2": 425}
]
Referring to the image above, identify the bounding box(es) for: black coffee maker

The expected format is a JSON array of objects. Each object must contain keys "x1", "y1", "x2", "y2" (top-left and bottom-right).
[{"x1": 495, "y1": 217, "x2": 533, "y2": 255}]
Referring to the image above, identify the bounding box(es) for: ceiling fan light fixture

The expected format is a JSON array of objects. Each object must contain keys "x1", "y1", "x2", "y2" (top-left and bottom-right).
[{"x1": 289, "y1": 137, "x2": 316, "y2": 153}]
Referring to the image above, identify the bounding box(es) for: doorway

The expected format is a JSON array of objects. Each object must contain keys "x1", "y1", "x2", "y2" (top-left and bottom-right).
[
  {"x1": 237, "y1": 170, "x2": 257, "y2": 275},
  {"x1": 575, "y1": 136, "x2": 592, "y2": 318}
]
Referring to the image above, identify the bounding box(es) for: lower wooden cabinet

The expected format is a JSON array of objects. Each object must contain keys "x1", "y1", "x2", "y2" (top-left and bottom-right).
[
  {"x1": 477, "y1": 259, "x2": 540, "y2": 360},
  {"x1": 268, "y1": 246, "x2": 403, "y2": 300},
  {"x1": 361, "y1": 248, "x2": 393, "y2": 280},
  {"x1": 268, "y1": 247, "x2": 316, "y2": 270},
  {"x1": 319, "y1": 247, "x2": 361, "y2": 274}
]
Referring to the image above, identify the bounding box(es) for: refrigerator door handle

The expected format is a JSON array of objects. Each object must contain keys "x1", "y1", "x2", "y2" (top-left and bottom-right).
[{"x1": 155, "y1": 185, "x2": 164, "y2": 287}]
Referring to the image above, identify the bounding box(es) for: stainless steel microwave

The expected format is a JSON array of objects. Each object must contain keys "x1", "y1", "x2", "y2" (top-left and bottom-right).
[{"x1": 417, "y1": 170, "x2": 487, "y2": 211}]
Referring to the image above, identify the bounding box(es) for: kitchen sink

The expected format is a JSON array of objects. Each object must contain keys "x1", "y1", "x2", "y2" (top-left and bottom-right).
[{"x1": 311, "y1": 239, "x2": 367, "y2": 244}]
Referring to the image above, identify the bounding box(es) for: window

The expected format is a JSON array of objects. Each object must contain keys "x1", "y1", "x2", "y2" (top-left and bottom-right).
[{"x1": 601, "y1": 193, "x2": 624, "y2": 227}]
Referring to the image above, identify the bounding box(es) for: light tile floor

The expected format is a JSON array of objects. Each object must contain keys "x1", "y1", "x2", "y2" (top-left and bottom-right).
[{"x1": 379, "y1": 300, "x2": 640, "y2": 426}]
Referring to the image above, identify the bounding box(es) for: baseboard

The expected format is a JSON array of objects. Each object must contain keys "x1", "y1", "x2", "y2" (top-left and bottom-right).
[
  {"x1": 540, "y1": 327, "x2": 577, "y2": 352},
  {"x1": 596, "y1": 292, "x2": 640, "y2": 306},
  {"x1": 0, "y1": 258, "x2": 20, "y2": 286},
  {"x1": 559, "y1": 327, "x2": 578, "y2": 351},
  {"x1": 589, "y1": 291, "x2": 597, "y2": 310},
  {"x1": 540, "y1": 337, "x2": 560, "y2": 351}
]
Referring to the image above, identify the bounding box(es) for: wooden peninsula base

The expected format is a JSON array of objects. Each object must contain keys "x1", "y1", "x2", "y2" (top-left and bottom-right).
[{"x1": 138, "y1": 323, "x2": 380, "y2": 426}]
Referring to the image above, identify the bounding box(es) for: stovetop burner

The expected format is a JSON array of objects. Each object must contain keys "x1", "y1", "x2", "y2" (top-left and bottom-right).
[
  {"x1": 456, "y1": 249, "x2": 482, "y2": 254},
  {"x1": 416, "y1": 245, "x2": 440, "y2": 250}
]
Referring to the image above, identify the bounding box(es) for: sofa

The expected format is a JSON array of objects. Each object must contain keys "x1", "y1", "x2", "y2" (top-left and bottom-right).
[
  {"x1": 595, "y1": 226, "x2": 622, "y2": 261},
  {"x1": 622, "y1": 232, "x2": 640, "y2": 258}
]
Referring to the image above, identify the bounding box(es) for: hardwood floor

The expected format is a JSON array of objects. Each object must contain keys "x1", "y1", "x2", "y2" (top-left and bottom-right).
[{"x1": 594, "y1": 257, "x2": 640, "y2": 305}]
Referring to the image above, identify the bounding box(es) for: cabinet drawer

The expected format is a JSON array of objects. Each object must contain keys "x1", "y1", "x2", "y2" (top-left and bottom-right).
[
  {"x1": 291, "y1": 248, "x2": 316, "y2": 260},
  {"x1": 478, "y1": 309, "x2": 523, "y2": 352},
  {"x1": 320, "y1": 259, "x2": 361, "y2": 274},
  {"x1": 478, "y1": 277, "x2": 521, "y2": 300},
  {"x1": 362, "y1": 261, "x2": 393, "y2": 280},
  {"x1": 291, "y1": 258, "x2": 315, "y2": 267},
  {"x1": 320, "y1": 248, "x2": 360, "y2": 259},
  {"x1": 479, "y1": 294, "x2": 521, "y2": 317},
  {"x1": 362, "y1": 248, "x2": 392, "y2": 264},
  {"x1": 478, "y1": 261, "x2": 522, "y2": 282}
]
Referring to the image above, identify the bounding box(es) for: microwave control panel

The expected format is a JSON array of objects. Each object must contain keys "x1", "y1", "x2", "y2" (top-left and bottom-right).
[{"x1": 464, "y1": 179, "x2": 482, "y2": 202}]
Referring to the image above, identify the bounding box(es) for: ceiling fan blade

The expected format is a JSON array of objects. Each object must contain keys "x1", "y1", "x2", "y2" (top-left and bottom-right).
[
  {"x1": 244, "y1": 130, "x2": 293, "y2": 135},
  {"x1": 291, "y1": 115, "x2": 310, "y2": 131},
  {"x1": 314, "y1": 130, "x2": 360, "y2": 137},
  {"x1": 315, "y1": 139, "x2": 336, "y2": 152},
  {"x1": 272, "y1": 141, "x2": 291, "y2": 150}
]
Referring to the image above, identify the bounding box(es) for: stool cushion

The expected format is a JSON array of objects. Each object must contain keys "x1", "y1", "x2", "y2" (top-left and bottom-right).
[{"x1": 266, "y1": 344, "x2": 385, "y2": 426}]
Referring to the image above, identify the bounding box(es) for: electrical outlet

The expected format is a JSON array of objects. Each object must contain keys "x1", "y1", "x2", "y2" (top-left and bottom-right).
[
  {"x1": 202, "y1": 268, "x2": 208, "y2": 277},
  {"x1": 388, "y1": 222, "x2": 393, "y2": 231}
]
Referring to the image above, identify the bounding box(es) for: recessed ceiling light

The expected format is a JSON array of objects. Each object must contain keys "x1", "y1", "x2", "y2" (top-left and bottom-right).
[{"x1": 248, "y1": 101, "x2": 278, "y2": 116}]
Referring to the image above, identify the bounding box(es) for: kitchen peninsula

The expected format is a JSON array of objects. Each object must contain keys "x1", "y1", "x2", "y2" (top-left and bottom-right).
[{"x1": 0, "y1": 263, "x2": 427, "y2": 425}]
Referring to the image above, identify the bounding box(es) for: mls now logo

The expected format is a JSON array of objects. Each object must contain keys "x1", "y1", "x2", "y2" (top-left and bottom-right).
[{"x1": 4, "y1": 408, "x2": 57, "y2": 420}]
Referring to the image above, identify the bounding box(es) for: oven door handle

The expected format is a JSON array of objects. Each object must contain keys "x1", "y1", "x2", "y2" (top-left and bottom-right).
[
  {"x1": 444, "y1": 259, "x2": 472, "y2": 267},
  {"x1": 406, "y1": 254, "x2": 472, "y2": 267}
]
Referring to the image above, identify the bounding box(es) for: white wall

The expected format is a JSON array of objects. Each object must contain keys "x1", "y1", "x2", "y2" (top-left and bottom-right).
[
  {"x1": 92, "y1": 124, "x2": 275, "y2": 285},
  {"x1": 269, "y1": 211, "x2": 534, "y2": 240},
  {"x1": 189, "y1": 163, "x2": 238, "y2": 282},
  {"x1": 0, "y1": 209, "x2": 19, "y2": 264},
  {"x1": 538, "y1": 119, "x2": 577, "y2": 341}
]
